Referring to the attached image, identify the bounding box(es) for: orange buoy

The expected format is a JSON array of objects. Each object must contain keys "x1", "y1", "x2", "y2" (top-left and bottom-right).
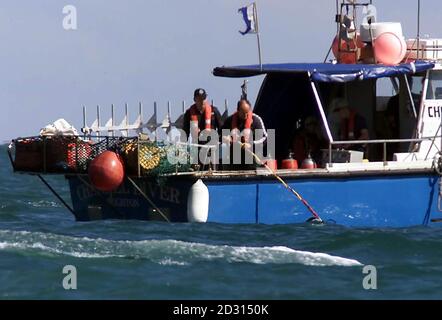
[
  {"x1": 373, "y1": 32, "x2": 407, "y2": 65},
  {"x1": 88, "y1": 151, "x2": 125, "y2": 192},
  {"x1": 282, "y1": 159, "x2": 298, "y2": 170},
  {"x1": 265, "y1": 159, "x2": 278, "y2": 171},
  {"x1": 281, "y1": 151, "x2": 298, "y2": 170},
  {"x1": 332, "y1": 35, "x2": 365, "y2": 64},
  {"x1": 301, "y1": 154, "x2": 317, "y2": 169}
]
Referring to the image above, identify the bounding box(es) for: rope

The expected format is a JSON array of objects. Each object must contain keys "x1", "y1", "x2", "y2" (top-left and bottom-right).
[
  {"x1": 77, "y1": 175, "x2": 127, "y2": 219},
  {"x1": 432, "y1": 152, "x2": 442, "y2": 213},
  {"x1": 37, "y1": 175, "x2": 75, "y2": 216},
  {"x1": 243, "y1": 145, "x2": 323, "y2": 223},
  {"x1": 127, "y1": 176, "x2": 170, "y2": 222}
]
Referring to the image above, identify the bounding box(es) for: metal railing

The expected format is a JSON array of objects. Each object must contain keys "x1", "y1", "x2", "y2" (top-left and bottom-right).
[
  {"x1": 9, "y1": 132, "x2": 442, "y2": 176},
  {"x1": 327, "y1": 135, "x2": 442, "y2": 166},
  {"x1": 81, "y1": 99, "x2": 230, "y2": 138}
]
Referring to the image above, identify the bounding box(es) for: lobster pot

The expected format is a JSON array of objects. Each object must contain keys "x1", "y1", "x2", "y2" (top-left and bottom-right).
[
  {"x1": 13, "y1": 136, "x2": 93, "y2": 173},
  {"x1": 121, "y1": 141, "x2": 192, "y2": 177},
  {"x1": 44, "y1": 136, "x2": 79, "y2": 172},
  {"x1": 13, "y1": 137, "x2": 44, "y2": 172},
  {"x1": 120, "y1": 141, "x2": 140, "y2": 175}
]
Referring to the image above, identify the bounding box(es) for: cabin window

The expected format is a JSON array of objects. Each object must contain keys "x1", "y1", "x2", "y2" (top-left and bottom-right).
[
  {"x1": 426, "y1": 70, "x2": 442, "y2": 100},
  {"x1": 374, "y1": 74, "x2": 425, "y2": 160},
  {"x1": 253, "y1": 74, "x2": 323, "y2": 163},
  {"x1": 318, "y1": 80, "x2": 375, "y2": 141}
]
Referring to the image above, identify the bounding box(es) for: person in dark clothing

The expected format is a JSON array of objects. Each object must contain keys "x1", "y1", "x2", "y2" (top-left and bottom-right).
[
  {"x1": 182, "y1": 88, "x2": 223, "y2": 143},
  {"x1": 291, "y1": 116, "x2": 327, "y2": 165},
  {"x1": 333, "y1": 99, "x2": 369, "y2": 154},
  {"x1": 181, "y1": 88, "x2": 223, "y2": 169},
  {"x1": 221, "y1": 99, "x2": 268, "y2": 170}
]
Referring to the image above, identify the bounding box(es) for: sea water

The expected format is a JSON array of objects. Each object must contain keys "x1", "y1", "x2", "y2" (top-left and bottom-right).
[{"x1": 1, "y1": 144, "x2": 441, "y2": 299}]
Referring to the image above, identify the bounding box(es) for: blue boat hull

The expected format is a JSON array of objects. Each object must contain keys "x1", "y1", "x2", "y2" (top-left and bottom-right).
[{"x1": 67, "y1": 172, "x2": 442, "y2": 227}]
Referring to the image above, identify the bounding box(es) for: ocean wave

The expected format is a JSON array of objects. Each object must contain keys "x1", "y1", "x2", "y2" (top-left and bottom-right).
[{"x1": 0, "y1": 229, "x2": 362, "y2": 267}]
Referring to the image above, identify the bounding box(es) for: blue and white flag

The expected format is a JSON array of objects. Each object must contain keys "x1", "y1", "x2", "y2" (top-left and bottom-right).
[{"x1": 238, "y1": 4, "x2": 257, "y2": 35}]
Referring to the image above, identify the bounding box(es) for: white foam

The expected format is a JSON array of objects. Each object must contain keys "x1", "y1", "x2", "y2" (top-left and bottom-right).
[
  {"x1": 158, "y1": 258, "x2": 190, "y2": 266},
  {"x1": 26, "y1": 200, "x2": 60, "y2": 208},
  {"x1": 0, "y1": 230, "x2": 362, "y2": 267}
]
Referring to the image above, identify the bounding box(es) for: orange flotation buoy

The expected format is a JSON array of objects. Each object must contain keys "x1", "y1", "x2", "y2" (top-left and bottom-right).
[
  {"x1": 373, "y1": 32, "x2": 407, "y2": 65},
  {"x1": 264, "y1": 159, "x2": 278, "y2": 171},
  {"x1": 301, "y1": 154, "x2": 318, "y2": 169},
  {"x1": 281, "y1": 151, "x2": 298, "y2": 170},
  {"x1": 332, "y1": 35, "x2": 365, "y2": 64},
  {"x1": 281, "y1": 159, "x2": 298, "y2": 170},
  {"x1": 88, "y1": 151, "x2": 125, "y2": 192}
]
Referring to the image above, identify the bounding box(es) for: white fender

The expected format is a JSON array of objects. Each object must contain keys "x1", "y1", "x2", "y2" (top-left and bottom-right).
[{"x1": 187, "y1": 179, "x2": 209, "y2": 223}]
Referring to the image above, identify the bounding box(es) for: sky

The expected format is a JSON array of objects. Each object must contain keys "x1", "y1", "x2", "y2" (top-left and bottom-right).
[{"x1": 1, "y1": 0, "x2": 441, "y2": 141}]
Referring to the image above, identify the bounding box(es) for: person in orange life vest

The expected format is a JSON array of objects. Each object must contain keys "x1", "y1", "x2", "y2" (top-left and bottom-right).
[
  {"x1": 182, "y1": 88, "x2": 223, "y2": 144},
  {"x1": 222, "y1": 99, "x2": 267, "y2": 170},
  {"x1": 291, "y1": 116, "x2": 327, "y2": 165},
  {"x1": 333, "y1": 99, "x2": 369, "y2": 153}
]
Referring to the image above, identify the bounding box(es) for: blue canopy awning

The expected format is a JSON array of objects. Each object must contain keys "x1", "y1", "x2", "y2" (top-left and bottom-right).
[{"x1": 212, "y1": 61, "x2": 435, "y2": 83}]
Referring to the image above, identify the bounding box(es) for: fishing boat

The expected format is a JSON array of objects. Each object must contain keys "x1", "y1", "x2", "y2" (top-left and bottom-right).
[{"x1": 7, "y1": 1, "x2": 442, "y2": 227}]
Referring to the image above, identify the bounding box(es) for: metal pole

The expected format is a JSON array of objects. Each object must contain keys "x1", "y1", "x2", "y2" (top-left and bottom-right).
[
  {"x1": 417, "y1": 0, "x2": 421, "y2": 60},
  {"x1": 37, "y1": 175, "x2": 75, "y2": 216},
  {"x1": 111, "y1": 103, "x2": 115, "y2": 137},
  {"x1": 323, "y1": 44, "x2": 333, "y2": 63},
  {"x1": 43, "y1": 137, "x2": 47, "y2": 173},
  {"x1": 125, "y1": 103, "x2": 129, "y2": 137},
  {"x1": 139, "y1": 102, "x2": 143, "y2": 134},
  {"x1": 253, "y1": 2, "x2": 263, "y2": 71},
  {"x1": 404, "y1": 75, "x2": 418, "y2": 119},
  {"x1": 167, "y1": 101, "x2": 171, "y2": 138},
  {"x1": 336, "y1": 0, "x2": 340, "y2": 34},
  {"x1": 137, "y1": 138, "x2": 141, "y2": 177},
  {"x1": 329, "y1": 142, "x2": 332, "y2": 167},
  {"x1": 310, "y1": 78, "x2": 334, "y2": 143},
  {"x1": 153, "y1": 101, "x2": 157, "y2": 142},
  {"x1": 82, "y1": 105, "x2": 87, "y2": 139},
  {"x1": 416, "y1": 70, "x2": 430, "y2": 138},
  {"x1": 168, "y1": 101, "x2": 171, "y2": 130},
  {"x1": 77, "y1": 175, "x2": 126, "y2": 219},
  {"x1": 390, "y1": 77, "x2": 400, "y2": 95},
  {"x1": 127, "y1": 176, "x2": 170, "y2": 222},
  {"x1": 97, "y1": 105, "x2": 101, "y2": 138}
]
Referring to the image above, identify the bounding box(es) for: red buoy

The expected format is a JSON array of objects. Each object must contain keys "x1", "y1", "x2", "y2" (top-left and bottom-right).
[
  {"x1": 281, "y1": 150, "x2": 298, "y2": 170},
  {"x1": 301, "y1": 154, "x2": 317, "y2": 169},
  {"x1": 332, "y1": 35, "x2": 365, "y2": 64},
  {"x1": 88, "y1": 151, "x2": 124, "y2": 192},
  {"x1": 281, "y1": 159, "x2": 298, "y2": 170},
  {"x1": 373, "y1": 32, "x2": 407, "y2": 65},
  {"x1": 265, "y1": 159, "x2": 278, "y2": 171}
]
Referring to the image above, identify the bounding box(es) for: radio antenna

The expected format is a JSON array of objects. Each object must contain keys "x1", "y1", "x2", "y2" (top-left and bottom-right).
[{"x1": 417, "y1": 0, "x2": 421, "y2": 59}]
